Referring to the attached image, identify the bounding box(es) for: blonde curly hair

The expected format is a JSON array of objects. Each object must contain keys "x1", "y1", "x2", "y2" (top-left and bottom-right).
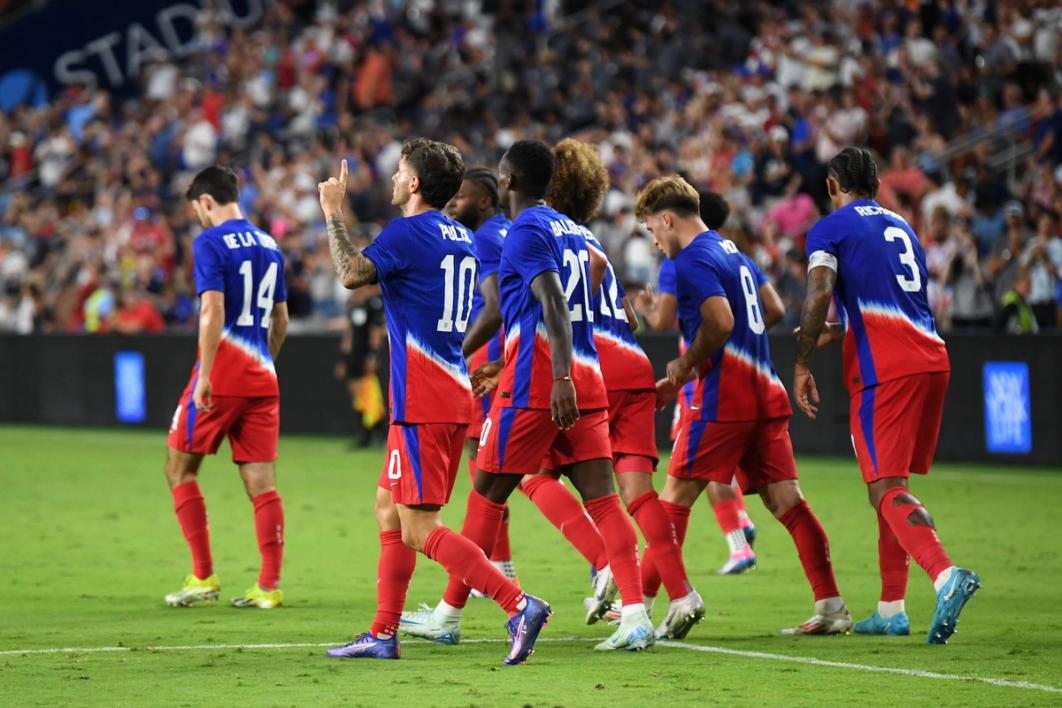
[{"x1": 546, "y1": 138, "x2": 609, "y2": 225}]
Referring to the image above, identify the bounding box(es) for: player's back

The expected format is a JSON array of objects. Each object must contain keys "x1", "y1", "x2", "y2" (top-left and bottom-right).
[
  {"x1": 497, "y1": 205, "x2": 607, "y2": 411},
  {"x1": 362, "y1": 210, "x2": 477, "y2": 424},
  {"x1": 673, "y1": 231, "x2": 790, "y2": 422},
  {"x1": 584, "y1": 231, "x2": 654, "y2": 392},
  {"x1": 805, "y1": 200, "x2": 949, "y2": 393},
  {"x1": 193, "y1": 218, "x2": 286, "y2": 398}
]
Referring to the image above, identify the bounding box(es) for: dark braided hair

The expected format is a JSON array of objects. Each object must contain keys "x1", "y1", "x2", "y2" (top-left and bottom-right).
[
  {"x1": 827, "y1": 147, "x2": 879, "y2": 198},
  {"x1": 464, "y1": 167, "x2": 499, "y2": 207}
]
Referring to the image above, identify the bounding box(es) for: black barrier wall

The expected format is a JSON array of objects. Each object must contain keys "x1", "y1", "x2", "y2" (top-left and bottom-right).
[{"x1": 0, "y1": 333, "x2": 1058, "y2": 466}]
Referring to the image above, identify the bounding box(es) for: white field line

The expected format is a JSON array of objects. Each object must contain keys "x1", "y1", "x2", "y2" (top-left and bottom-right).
[{"x1": 0, "y1": 637, "x2": 1058, "y2": 695}]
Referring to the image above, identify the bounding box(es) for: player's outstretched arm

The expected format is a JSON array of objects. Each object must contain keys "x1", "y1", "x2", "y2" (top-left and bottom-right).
[
  {"x1": 319, "y1": 160, "x2": 378, "y2": 290},
  {"x1": 530, "y1": 271, "x2": 579, "y2": 430},
  {"x1": 462, "y1": 274, "x2": 503, "y2": 358},
  {"x1": 793, "y1": 265, "x2": 837, "y2": 419},
  {"x1": 268, "y1": 302, "x2": 289, "y2": 360},
  {"x1": 666, "y1": 296, "x2": 733, "y2": 386}
]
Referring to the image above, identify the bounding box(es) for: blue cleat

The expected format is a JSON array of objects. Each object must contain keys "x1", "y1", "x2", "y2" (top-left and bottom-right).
[
  {"x1": 326, "y1": 632, "x2": 400, "y2": 660},
  {"x1": 853, "y1": 611, "x2": 911, "y2": 636},
  {"x1": 743, "y1": 524, "x2": 757, "y2": 548},
  {"x1": 504, "y1": 595, "x2": 551, "y2": 665},
  {"x1": 928, "y1": 568, "x2": 980, "y2": 644}
]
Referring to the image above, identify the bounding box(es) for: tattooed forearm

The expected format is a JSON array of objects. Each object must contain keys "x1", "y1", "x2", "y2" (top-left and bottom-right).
[
  {"x1": 327, "y1": 214, "x2": 377, "y2": 289},
  {"x1": 795, "y1": 266, "x2": 836, "y2": 366}
]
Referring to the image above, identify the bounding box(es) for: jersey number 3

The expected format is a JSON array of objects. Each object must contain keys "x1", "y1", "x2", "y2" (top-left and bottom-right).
[{"x1": 884, "y1": 226, "x2": 922, "y2": 292}]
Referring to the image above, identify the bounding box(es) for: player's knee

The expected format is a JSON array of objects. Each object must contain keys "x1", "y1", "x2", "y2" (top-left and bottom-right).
[
  {"x1": 399, "y1": 525, "x2": 426, "y2": 552},
  {"x1": 762, "y1": 481, "x2": 803, "y2": 519}
]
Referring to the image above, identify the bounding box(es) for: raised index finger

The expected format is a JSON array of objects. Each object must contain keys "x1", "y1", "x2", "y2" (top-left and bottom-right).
[{"x1": 339, "y1": 159, "x2": 348, "y2": 189}]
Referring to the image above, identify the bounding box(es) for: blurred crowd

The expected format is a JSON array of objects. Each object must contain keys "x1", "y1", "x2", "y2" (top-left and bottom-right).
[{"x1": 1, "y1": 0, "x2": 1061, "y2": 336}]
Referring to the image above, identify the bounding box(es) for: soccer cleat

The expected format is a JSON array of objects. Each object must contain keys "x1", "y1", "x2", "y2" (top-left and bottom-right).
[
  {"x1": 230, "y1": 584, "x2": 283, "y2": 609},
  {"x1": 595, "y1": 610, "x2": 656, "y2": 652},
  {"x1": 471, "y1": 560, "x2": 518, "y2": 599},
  {"x1": 585, "y1": 566, "x2": 618, "y2": 625},
  {"x1": 504, "y1": 595, "x2": 551, "y2": 665},
  {"x1": 780, "y1": 599, "x2": 853, "y2": 636},
  {"x1": 399, "y1": 602, "x2": 461, "y2": 645},
  {"x1": 326, "y1": 632, "x2": 400, "y2": 660},
  {"x1": 718, "y1": 548, "x2": 757, "y2": 575},
  {"x1": 164, "y1": 574, "x2": 220, "y2": 607},
  {"x1": 927, "y1": 568, "x2": 980, "y2": 644},
  {"x1": 853, "y1": 611, "x2": 911, "y2": 636},
  {"x1": 654, "y1": 591, "x2": 705, "y2": 640},
  {"x1": 743, "y1": 523, "x2": 757, "y2": 548}
]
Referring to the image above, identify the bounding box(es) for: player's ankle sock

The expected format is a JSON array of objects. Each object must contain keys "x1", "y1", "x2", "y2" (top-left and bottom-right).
[
  {"x1": 441, "y1": 490, "x2": 506, "y2": 609},
  {"x1": 172, "y1": 482, "x2": 213, "y2": 579},
  {"x1": 423, "y1": 527, "x2": 524, "y2": 617},
  {"x1": 878, "y1": 488, "x2": 953, "y2": 584},
  {"x1": 877, "y1": 507, "x2": 909, "y2": 602},
  {"x1": 522, "y1": 474, "x2": 608, "y2": 569},
  {"x1": 878, "y1": 600, "x2": 905, "y2": 618},
  {"x1": 627, "y1": 491, "x2": 691, "y2": 600},
  {"x1": 435, "y1": 599, "x2": 463, "y2": 622},
  {"x1": 620, "y1": 602, "x2": 648, "y2": 623},
  {"x1": 713, "y1": 499, "x2": 748, "y2": 554},
  {"x1": 933, "y1": 566, "x2": 958, "y2": 593},
  {"x1": 779, "y1": 501, "x2": 839, "y2": 601},
  {"x1": 371, "y1": 529, "x2": 416, "y2": 638},
  {"x1": 489, "y1": 507, "x2": 512, "y2": 563},
  {"x1": 584, "y1": 494, "x2": 643, "y2": 607},
  {"x1": 252, "y1": 490, "x2": 284, "y2": 590}
]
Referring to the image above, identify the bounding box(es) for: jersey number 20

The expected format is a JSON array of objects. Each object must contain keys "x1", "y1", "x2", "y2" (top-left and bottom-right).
[
  {"x1": 562, "y1": 249, "x2": 593, "y2": 322},
  {"x1": 437, "y1": 255, "x2": 477, "y2": 333}
]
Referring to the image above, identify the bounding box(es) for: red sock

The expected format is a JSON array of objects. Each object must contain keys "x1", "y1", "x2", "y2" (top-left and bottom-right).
[
  {"x1": 779, "y1": 501, "x2": 840, "y2": 601},
  {"x1": 584, "y1": 494, "x2": 642, "y2": 607},
  {"x1": 424, "y1": 527, "x2": 524, "y2": 616},
  {"x1": 371, "y1": 529, "x2": 416, "y2": 638},
  {"x1": 522, "y1": 475, "x2": 608, "y2": 569},
  {"x1": 878, "y1": 487, "x2": 953, "y2": 582},
  {"x1": 489, "y1": 508, "x2": 512, "y2": 562},
  {"x1": 172, "y1": 482, "x2": 212, "y2": 579},
  {"x1": 712, "y1": 498, "x2": 742, "y2": 534},
  {"x1": 877, "y1": 507, "x2": 909, "y2": 602},
  {"x1": 642, "y1": 501, "x2": 691, "y2": 598},
  {"x1": 441, "y1": 490, "x2": 505, "y2": 609},
  {"x1": 252, "y1": 490, "x2": 284, "y2": 590},
  {"x1": 628, "y1": 491, "x2": 691, "y2": 600}
]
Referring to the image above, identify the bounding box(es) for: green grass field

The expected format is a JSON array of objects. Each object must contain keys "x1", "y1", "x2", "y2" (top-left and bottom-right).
[{"x1": 0, "y1": 425, "x2": 1060, "y2": 706}]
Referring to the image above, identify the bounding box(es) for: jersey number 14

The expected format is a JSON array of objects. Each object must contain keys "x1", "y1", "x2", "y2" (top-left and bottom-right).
[{"x1": 236, "y1": 260, "x2": 278, "y2": 328}]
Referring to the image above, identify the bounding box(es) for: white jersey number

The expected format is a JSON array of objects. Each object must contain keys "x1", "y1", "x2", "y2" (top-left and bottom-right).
[
  {"x1": 437, "y1": 255, "x2": 477, "y2": 333},
  {"x1": 739, "y1": 265, "x2": 765, "y2": 334},
  {"x1": 598, "y1": 263, "x2": 627, "y2": 322},
  {"x1": 884, "y1": 226, "x2": 922, "y2": 293},
  {"x1": 236, "y1": 260, "x2": 278, "y2": 328},
  {"x1": 562, "y1": 248, "x2": 593, "y2": 322}
]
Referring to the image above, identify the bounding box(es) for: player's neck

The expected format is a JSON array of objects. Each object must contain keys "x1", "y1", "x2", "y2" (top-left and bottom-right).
[
  {"x1": 207, "y1": 205, "x2": 244, "y2": 227},
  {"x1": 676, "y1": 218, "x2": 710, "y2": 250},
  {"x1": 402, "y1": 195, "x2": 434, "y2": 218},
  {"x1": 509, "y1": 196, "x2": 544, "y2": 220}
]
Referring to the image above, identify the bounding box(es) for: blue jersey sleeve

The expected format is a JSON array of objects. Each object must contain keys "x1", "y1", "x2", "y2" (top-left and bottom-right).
[
  {"x1": 193, "y1": 235, "x2": 227, "y2": 295},
  {"x1": 273, "y1": 252, "x2": 288, "y2": 303},
  {"x1": 805, "y1": 218, "x2": 841, "y2": 258},
  {"x1": 505, "y1": 223, "x2": 560, "y2": 287},
  {"x1": 676, "y1": 253, "x2": 725, "y2": 304},
  {"x1": 362, "y1": 218, "x2": 408, "y2": 282},
  {"x1": 475, "y1": 230, "x2": 504, "y2": 279},
  {"x1": 751, "y1": 259, "x2": 768, "y2": 287},
  {"x1": 658, "y1": 259, "x2": 677, "y2": 296}
]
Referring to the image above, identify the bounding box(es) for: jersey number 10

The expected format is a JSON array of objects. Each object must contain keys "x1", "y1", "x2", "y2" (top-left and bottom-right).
[{"x1": 437, "y1": 255, "x2": 477, "y2": 333}]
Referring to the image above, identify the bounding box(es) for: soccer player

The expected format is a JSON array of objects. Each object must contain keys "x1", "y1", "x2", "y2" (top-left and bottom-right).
[
  {"x1": 794, "y1": 147, "x2": 980, "y2": 644},
  {"x1": 634, "y1": 191, "x2": 757, "y2": 576},
  {"x1": 547, "y1": 138, "x2": 703, "y2": 639},
  {"x1": 319, "y1": 140, "x2": 549, "y2": 664},
  {"x1": 164, "y1": 165, "x2": 288, "y2": 610},
  {"x1": 637, "y1": 175, "x2": 852, "y2": 636}
]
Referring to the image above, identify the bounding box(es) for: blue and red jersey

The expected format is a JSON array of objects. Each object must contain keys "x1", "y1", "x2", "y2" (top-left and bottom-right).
[
  {"x1": 805, "y1": 200, "x2": 950, "y2": 395},
  {"x1": 496, "y1": 205, "x2": 607, "y2": 411},
  {"x1": 585, "y1": 233, "x2": 655, "y2": 392},
  {"x1": 468, "y1": 212, "x2": 510, "y2": 419},
  {"x1": 362, "y1": 210, "x2": 477, "y2": 424},
  {"x1": 673, "y1": 230, "x2": 791, "y2": 422},
  {"x1": 657, "y1": 258, "x2": 694, "y2": 410},
  {"x1": 192, "y1": 218, "x2": 287, "y2": 398}
]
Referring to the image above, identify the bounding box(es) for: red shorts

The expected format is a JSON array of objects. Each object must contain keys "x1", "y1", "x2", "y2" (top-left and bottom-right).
[
  {"x1": 607, "y1": 389, "x2": 658, "y2": 473},
  {"x1": 851, "y1": 371, "x2": 949, "y2": 484},
  {"x1": 669, "y1": 415, "x2": 797, "y2": 492},
  {"x1": 167, "y1": 376, "x2": 278, "y2": 463},
  {"x1": 378, "y1": 422, "x2": 467, "y2": 506},
  {"x1": 477, "y1": 406, "x2": 612, "y2": 475},
  {"x1": 467, "y1": 392, "x2": 493, "y2": 441}
]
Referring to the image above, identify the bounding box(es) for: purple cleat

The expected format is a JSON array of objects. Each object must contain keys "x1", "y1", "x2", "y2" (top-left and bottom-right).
[
  {"x1": 326, "y1": 632, "x2": 400, "y2": 660},
  {"x1": 504, "y1": 594, "x2": 551, "y2": 666}
]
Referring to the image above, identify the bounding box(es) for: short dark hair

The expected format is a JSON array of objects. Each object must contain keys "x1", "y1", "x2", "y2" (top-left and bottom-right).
[
  {"x1": 402, "y1": 138, "x2": 465, "y2": 208},
  {"x1": 698, "y1": 190, "x2": 731, "y2": 230},
  {"x1": 503, "y1": 140, "x2": 554, "y2": 199},
  {"x1": 464, "y1": 167, "x2": 500, "y2": 207},
  {"x1": 185, "y1": 165, "x2": 240, "y2": 204},
  {"x1": 828, "y1": 147, "x2": 879, "y2": 198}
]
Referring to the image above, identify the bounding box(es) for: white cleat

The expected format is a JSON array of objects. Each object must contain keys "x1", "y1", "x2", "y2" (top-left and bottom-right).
[
  {"x1": 780, "y1": 598, "x2": 853, "y2": 636},
  {"x1": 596, "y1": 610, "x2": 656, "y2": 652},
  {"x1": 654, "y1": 591, "x2": 706, "y2": 640},
  {"x1": 585, "y1": 566, "x2": 618, "y2": 625},
  {"x1": 399, "y1": 602, "x2": 461, "y2": 645}
]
